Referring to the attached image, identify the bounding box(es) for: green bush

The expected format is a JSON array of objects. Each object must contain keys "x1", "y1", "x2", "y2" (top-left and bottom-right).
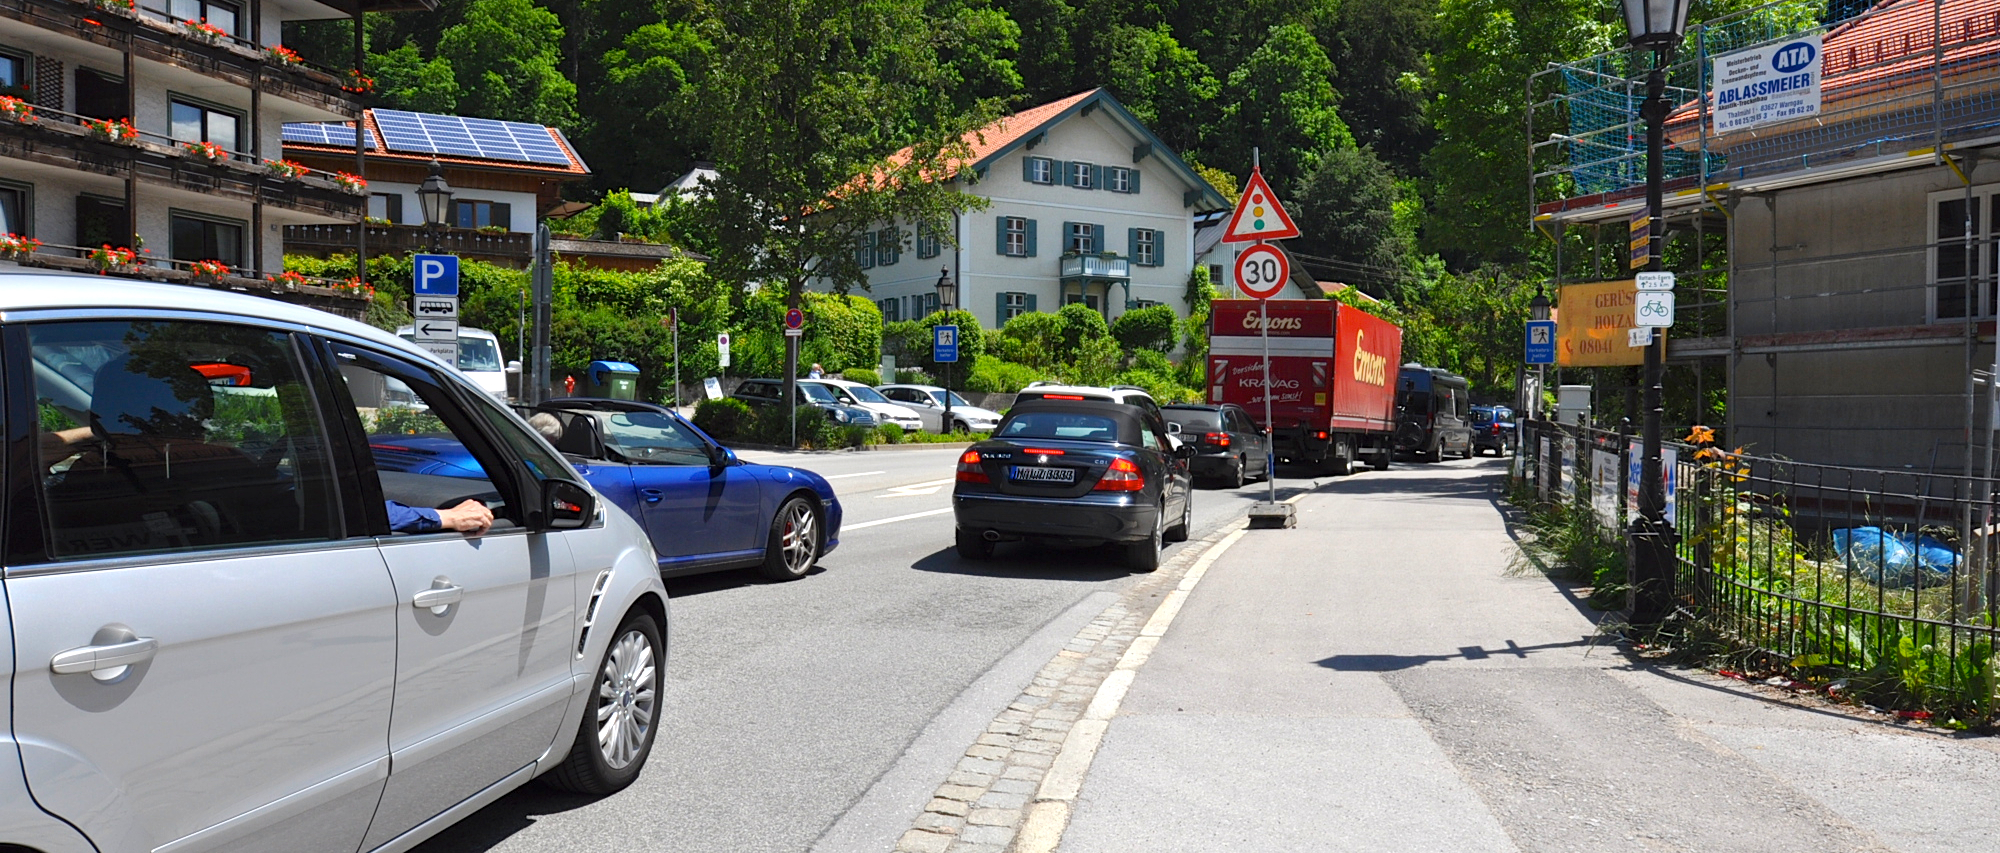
[
  {"x1": 1056, "y1": 303, "x2": 1109, "y2": 361},
  {"x1": 693, "y1": 397, "x2": 756, "y2": 440},
  {"x1": 966, "y1": 355, "x2": 1042, "y2": 393},
  {"x1": 841, "y1": 367, "x2": 882, "y2": 386},
  {"x1": 1111, "y1": 305, "x2": 1178, "y2": 353},
  {"x1": 895, "y1": 368, "x2": 931, "y2": 384},
  {"x1": 372, "y1": 405, "x2": 447, "y2": 436},
  {"x1": 873, "y1": 422, "x2": 905, "y2": 444}
]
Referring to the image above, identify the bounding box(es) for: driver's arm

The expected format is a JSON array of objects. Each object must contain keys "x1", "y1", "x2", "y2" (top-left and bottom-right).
[{"x1": 386, "y1": 499, "x2": 492, "y2": 535}]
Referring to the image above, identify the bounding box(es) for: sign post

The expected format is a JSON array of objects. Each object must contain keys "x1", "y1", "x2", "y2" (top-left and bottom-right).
[
  {"x1": 1525, "y1": 320, "x2": 1556, "y2": 366},
  {"x1": 1221, "y1": 153, "x2": 1300, "y2": 529},
  {"x1": 934, "y1": 324, "x2": 960, "y2": 431},
  {"x1": 718, "y1": 332, "x2": 731, "y2": 369},
  {"x1": 412, "y1": 253, "x2": 460, "y2": 364}
]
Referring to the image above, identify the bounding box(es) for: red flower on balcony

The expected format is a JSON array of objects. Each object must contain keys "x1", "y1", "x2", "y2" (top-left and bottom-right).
[
  {"x1": 189, "y1": 259, "x2": 231, "y2": 280},
  {"x1": 0, "y1": 96, "x2": 33, "y2": 123},
  {"x1": 84, "y1": 0, "x2": 134, "y2": 14},
  {"x1": 332, "y1": 171, "x2": 367, "y2": 195},
  {"x1": 267, "y1": 270, "x2": 308, "y2": 289},
  {"x1": 339, "y1": 70, "x2": 375, "y2": 94},
  {"x1": 264, "y1": 158, "x2": 306, "y2": 179},
  {"x1": 84, "y1": 117, "x2": 138, "y2": 145},
  {"x1": 0, "y1": 233, "x2": 42, "y2": 260},
  {"x1": 264, "y1": 45, "x2": 303, "y2": 67},
  {"x1": 180, "y1": 18, "x2": 227, "y2": 44},
  {"x1": 87, "y1": 244, "x2": 136, "y2": 273},
  {"x1": 182, "y1": 140, "x2": 229, "y2": 164}
]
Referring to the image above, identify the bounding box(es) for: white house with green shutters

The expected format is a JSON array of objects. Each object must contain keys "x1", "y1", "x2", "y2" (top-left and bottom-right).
[{"x1": 840, "y1": 89, "x2": 1231, "y2": 329}]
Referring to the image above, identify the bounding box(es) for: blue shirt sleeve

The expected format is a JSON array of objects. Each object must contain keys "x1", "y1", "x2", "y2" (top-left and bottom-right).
[{"x1": 385, "y1": 501, "x2": 441, "y2": 533}]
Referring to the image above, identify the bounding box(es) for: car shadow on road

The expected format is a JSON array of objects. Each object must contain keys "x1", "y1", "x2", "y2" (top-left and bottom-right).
[
  {"x1": 907, "y1": 543, "x2": 1139, "y2": 582},
  {"x1": 664, "y1": 564, "x2": 830, "y2": 598},
  {"x1": 1314, "y1": 637, "x2": 1599, "y2": 672},
  {"x1": 406, "y1": 783, "x2": 597, "y2": 853}
]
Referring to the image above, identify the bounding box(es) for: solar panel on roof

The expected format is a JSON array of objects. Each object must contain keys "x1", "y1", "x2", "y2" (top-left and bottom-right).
[
  {"x1": 281, "y1": 122, "x2": 374, "y2": 148},
  {"x1": 370, "y1": 109, "x2": 572, "y2": 167}
]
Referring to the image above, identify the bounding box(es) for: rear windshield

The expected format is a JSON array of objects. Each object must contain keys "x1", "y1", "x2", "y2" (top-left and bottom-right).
[
  {"x1": 998, "y1": 412, "x2": 1120, "y2": 443},
  {"x1": 1164, "y1": 410, "x2": 1219, "y2": 431},
  {"x1": 846, "y1": 385, "x2": 891, "y2": 404},
  {"x1": 1471, "y1": 410, "x2": 1493, "y2": 425}
]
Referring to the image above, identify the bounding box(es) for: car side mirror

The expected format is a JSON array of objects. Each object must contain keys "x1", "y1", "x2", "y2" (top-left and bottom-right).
[
  {"x1": 505, "y1": 360, "x2": 522, "y2": 375},
  {"x1": 540, "y1": 479, "x2": 595, "y2": 530},
  {"x1": 1173, "y1": 442, "x2": 1199, "y2": 459},
  {"x1": 710, "y1": 445, "x2": 738, "y2": 468},
  {"x1": 1167, "y1": 422, "x2": 1183, "y2": 435}
]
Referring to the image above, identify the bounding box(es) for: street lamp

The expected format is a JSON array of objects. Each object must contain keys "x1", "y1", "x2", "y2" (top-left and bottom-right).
[
  {"x1": 416, "y1": 158, "x2": 454, "y2": 252},
  {"x1": 1622, "y1": 0, "x2": 1690, "y2": 627},
  {"x1": 936, "y1": 267, "x2": 957, "y2": 432}
]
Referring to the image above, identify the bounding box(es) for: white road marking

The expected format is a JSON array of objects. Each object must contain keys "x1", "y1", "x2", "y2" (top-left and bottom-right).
[
  {"x1": 823, "y1": 470, "x2": 888, "y2": 480},
  {"x1": 882, "y1": 478, "x2": 954, "y2": 497},
  {"x1": 842, "y1": 507, "x2": 953, "y2": 531}
]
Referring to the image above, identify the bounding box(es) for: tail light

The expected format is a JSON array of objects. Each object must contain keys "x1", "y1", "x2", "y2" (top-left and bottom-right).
[
  {"x1": 956, "y1": 450, "x2": 989, "y2": 484},
  {"x1": 1492, "y1": 423, "x2": 1502, "y2": 435},
  {"x1": 1314, "y1": 430, "x2": 1329, "y2": 441},
  {"x1": 1204, "y1": 432, "x2": 1231, "y2": 448},
  {"x1": 1093, "y1": 458, "x2": 1144, "y2": 492}
]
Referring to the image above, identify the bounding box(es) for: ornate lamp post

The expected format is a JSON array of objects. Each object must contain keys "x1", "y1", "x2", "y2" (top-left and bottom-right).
[
  {"x1": 936, "y1": 267, "x2": 958, "y2": 431},
  {"x1": 1622, "y1": 0, "x2": 1691, "y2": 626},
  {"x1": 416, "y1": 158, "x2": 454, "y2": 253}
]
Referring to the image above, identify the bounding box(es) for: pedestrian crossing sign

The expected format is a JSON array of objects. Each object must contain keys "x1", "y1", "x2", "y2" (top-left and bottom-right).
[{"x1": 1221, "y1": 168, "x2": 1301, "y2": 243}]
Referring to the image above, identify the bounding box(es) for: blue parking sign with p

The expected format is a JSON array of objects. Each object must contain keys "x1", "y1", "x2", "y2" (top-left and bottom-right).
[
  {"x1": 413, "y1": 254, "x2": 460, "y2": 296},
  {"x1": 934, "y1": 324, "x2": 960, "y2": 363}
]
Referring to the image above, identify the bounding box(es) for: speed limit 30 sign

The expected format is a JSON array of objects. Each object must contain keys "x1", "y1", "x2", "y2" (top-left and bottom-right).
[{"x1": 1235, "y1": 243, "x2": 1290, "y2": 300}]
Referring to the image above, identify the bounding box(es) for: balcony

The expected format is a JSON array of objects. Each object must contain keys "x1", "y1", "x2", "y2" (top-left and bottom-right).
[
  {"x1": 1, "y1": 240, "x2": 372, "y2": 320},
  {"x1": 0, "y1": 105, "x2": 366, "y2": 218},
  {"x1": 285, "y1": 223, "x2": 534, "y2": 266},
  {"x1": 1059, "y1": 252, "x2": 1129, "y2": 280},
  {"x1": 0, "y1": 0, "x2": 363, "y2": 117}
]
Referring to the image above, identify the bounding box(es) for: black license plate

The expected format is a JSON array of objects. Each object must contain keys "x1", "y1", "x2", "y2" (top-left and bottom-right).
[{"x1": 1011, "y1": 465, "x2": 1075, "y2": 483}]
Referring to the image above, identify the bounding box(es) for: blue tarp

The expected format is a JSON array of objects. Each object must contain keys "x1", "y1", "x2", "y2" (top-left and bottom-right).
[{"x1": 1831, "y1": 527, "x2": 1959, "y2": 590}]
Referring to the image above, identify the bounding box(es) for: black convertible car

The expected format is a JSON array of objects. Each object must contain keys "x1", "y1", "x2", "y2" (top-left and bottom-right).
[{"x1": 952, "y1": 398, "x2": 1195, "y2": 571}]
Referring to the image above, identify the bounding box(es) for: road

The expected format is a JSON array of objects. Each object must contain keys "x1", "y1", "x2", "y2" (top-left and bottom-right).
[{"x1": 412, "y1": 444, "x2": 1332, "y2": 853}]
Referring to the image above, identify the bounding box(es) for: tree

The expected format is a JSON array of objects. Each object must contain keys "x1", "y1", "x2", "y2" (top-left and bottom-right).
[
  {"x1": 1324, "y1": 0, "x2": 1435, "y2": 174},
  {"x1": 1214, "y1": 23, "x2": 1352, "y2": 190},
  {"x1": 1055, "y1": 302, "x2": 1110, "y2": 363},
  {"x1": 586, "y1": 21, "x2": 712, "y2": 192},
  {"x1": 435, "y1": 0, "x2": 578, "y2": 128},
  {"x1": 1290, "y1": 146, "x2": 1407, "y2": 290},
  {"x1": 1110, "y1": 305, "x2": 1177, "y2": 353},
  {"x1": 1100, "y1": 24, "x2": 1217, "y2": 155},
  {"x1": 369, "y1": 44, "x2": 459, "y2": 114}
]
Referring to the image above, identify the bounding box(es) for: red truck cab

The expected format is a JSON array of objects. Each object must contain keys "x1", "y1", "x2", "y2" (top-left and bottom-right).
[{"x1": 1207, "y1": 299, "x2": 1404, "y2": 474}]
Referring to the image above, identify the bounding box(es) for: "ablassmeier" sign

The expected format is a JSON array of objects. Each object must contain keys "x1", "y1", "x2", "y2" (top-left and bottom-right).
[{"x1": 1710, "y1": 34, "x2": 1822, "y2": 136}]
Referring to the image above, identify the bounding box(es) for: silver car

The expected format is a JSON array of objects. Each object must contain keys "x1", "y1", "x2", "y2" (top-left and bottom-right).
[
  {"x1": 0, "y1": 272, "x2": 668, "y2": 853},
  {"x1": 876, "y1": 384, "x2": 1002, "y2": 432}
]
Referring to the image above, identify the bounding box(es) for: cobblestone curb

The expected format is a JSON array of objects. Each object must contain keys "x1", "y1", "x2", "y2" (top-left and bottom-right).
[{"x1": 893, "y1": 521, "x2": 1250, "y2": 853}]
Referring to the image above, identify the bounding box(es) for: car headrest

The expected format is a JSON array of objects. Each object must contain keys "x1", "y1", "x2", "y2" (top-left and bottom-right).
[{"x1": 89, "y1": 354, "x2": 214, "y2": 440}]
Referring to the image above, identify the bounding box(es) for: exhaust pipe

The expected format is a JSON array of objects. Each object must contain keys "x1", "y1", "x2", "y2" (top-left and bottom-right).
[{"x1": 982, "y1": 530, "x2": 1003, "y2": 542}]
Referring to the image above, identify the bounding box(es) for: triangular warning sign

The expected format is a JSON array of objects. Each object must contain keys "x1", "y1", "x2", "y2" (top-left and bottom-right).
[{"x1": 1220, "y1": 168, "x2": 1301, "y2": 243}]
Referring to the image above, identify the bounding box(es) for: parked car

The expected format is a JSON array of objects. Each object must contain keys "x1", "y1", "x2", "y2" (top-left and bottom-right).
[
  {"x1": 1016, "y1": 382, "x2": 1160, "y2": 410},
  {"x1": 876, "y1": 384, "x2": 1002, "y2": 432},
  {"x1": 1470, "y1": 405, "x2": 1515, "y2": 456},
  {"x1": 521, "y1": 397, "x2": 842, "y2": 580},
  {"x1": 803, "y1": 378, "x2": 924, "y2": 431},
  {"x1": 1162, "y1": 403, "x2": 1270, "y2": 487},
  {"x1": 396, "y1": 324, "x2": 516, "y2": 401},
  {"x1": 2, "y1": 272, "x2": 668, "y2": 853},
  {"x1": 953, "y1": 398, "x2": 1196, "y2": 571},
  {"x1": 732, "y1": 378, "x2": 876, "y2": 427},
  {"x1": 1393, "y1": 364, "x2": 1475, "y2": 462}
]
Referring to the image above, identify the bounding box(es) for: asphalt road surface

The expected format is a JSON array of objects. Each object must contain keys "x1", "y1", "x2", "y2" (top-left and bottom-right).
[{"x1": 410, "y1": 443, "x2": 1334, "y2": 853}]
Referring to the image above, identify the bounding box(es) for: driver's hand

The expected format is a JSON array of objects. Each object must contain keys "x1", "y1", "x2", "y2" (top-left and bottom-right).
[{"x1": 436, "y1": 500, "x2": 494, "y2": 535}]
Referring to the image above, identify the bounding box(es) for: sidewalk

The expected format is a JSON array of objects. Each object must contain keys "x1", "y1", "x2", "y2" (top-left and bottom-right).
[{"x1": 1053, "y1": 461, "x2": 2000, "y2": 853}]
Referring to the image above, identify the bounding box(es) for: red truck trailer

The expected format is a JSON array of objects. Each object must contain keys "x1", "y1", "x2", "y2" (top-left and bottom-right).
[{"x1": 1207, "y1": 299, "x2": 1403, "y2": 474}]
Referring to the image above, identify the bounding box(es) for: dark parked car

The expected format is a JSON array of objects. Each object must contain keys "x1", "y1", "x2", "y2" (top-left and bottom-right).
[
  {"x1": 953, "y1": 399, "x2": 1196, "y2": 571},
  {"x1": 731, "y1": 378, "x2": 876, "y2": 427},
  {"x1": 1162, "y1": 403, "x2": 1270, "y2": 488},
  {"x1": 1470, "y1": 405, "x2": 1515, "y2": 456},
  {"x1": 1393, "y1": 364, "x2": 1474, "y2": 462}
]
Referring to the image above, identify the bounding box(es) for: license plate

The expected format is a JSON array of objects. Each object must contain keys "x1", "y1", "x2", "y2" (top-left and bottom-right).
[{"x1": 1011, "y1": 466, "x2": 1074, "y2": 483}]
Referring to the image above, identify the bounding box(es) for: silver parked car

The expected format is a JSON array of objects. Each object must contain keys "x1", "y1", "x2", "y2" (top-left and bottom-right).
[
  {"x1": 0, "y1": 272, "x2": 669, "y2": 853},
  {"x1": 876, "y1": 384, "x2": 1002, "y2": 432}
]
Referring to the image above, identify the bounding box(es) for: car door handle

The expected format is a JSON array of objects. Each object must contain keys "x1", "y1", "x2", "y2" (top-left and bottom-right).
[
  {"x1": 51, "y1": 637, "x2": 158, "y2": 675},
  {"x1": 412, "y1": 583, "x2": 464, "y2": 611},
  {"x1": 640, "y1": 488, "x2": 665, "y2": 503}
]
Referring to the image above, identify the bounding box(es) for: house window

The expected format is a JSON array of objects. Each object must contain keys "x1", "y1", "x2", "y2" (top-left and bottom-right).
[
  {"x1": 1068, "y1": 161, "x2": 1094, "y2": 189},
  {"x1": 1002, "y1": 292, "x2": 1030, "y2": 321},
  {"x1": 915, "y1": 293, "x2": 940, "y2": 317},
  {"x1": 368, "y1": 193, "x2": 403, "y2": 225},
  {"x1": 1932, "y1": 187, "x2": 1999, "y2": 321},
  {"x1": 1025, "y1": 157, "x2": 1055, "y2": 185},
  {"x1": 875, "y1": 227, "x2": 898, "y2": 266},
  {"x1": 1064, "y1": 291, "x2": 1102, "y2": 311},
  {"x1": 76, "y1": 195, "x2": 126, "y2": 249},
  {"x1": 1002, "y1": 216, "x2": 1028, "y2": 256},
  {"x1": 857, "y1": 231, "x2": 875, "y2": 269},
  {"x1": 170, "y1": 97, "x2": 241, "y2": 154},
  {"x1": 74, "y1": 67, "x2": 126, "y2": 121},
  {"x1": 1132, "y1": 229, "x2": 1157, "y2": 266},
  {"x1": 1066, "y1": 222, "x2": 1097, "y2": 254},
  {"x1": 168, "y1": 0, "x2": 240, "y2": 37},
  {"x1": 170, "y1": 211, "x2": 244, "y2": 267},
  {"x1": 0, "y1": 180, "x2": 27, "y2": 237},
  {"x1": 0, "y1": 49, "x2": 26, "y2": 99},
  {"x1": 917, "y1": 226, "x2": 940, "y2": 259},
  {"x1": 1107, "y1": 167, "x2": 1133, "y2": 193},
  {"x1": 454, "y1": 200, "x2": 511, "y2": 230},
  {"x1": 877, "y1": 298, "x2": 900, "y2": 321}
]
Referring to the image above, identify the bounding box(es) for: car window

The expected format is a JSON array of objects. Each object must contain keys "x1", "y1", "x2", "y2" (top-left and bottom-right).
[
  {"x1": 997, "y1": 412, "x2": 1120, "y2": 442},
  {"x1": 818, "y1": 384, "x2": 858, "y2": 404},
  {"x1": 466, "y1": 393, "x2": 569, "y2": 485},
  {"x1": 599, "y1": 411, "x2": 711, "y2": 466},
  {"x1": 1165, "y1": 409, "x2": 1219, "y2": 431},
  {"x1": 29, "y1": 319, "x2": 340, "y2": 560},
  {"x1": 935, "y1": 389, "x2": 972, "y2": 407},
  {"x1": 847, "y1": 385, "x2": 892, "y2": 404},
  {"x1": 800, "y1": 383, "x2": 837, "y2": 403},
  {"x1": 885, "y1": 388, "x2": 923, "y2": 405},
  {"x1": 332, "y1": 343, "x2": 522, "y2": 532}
]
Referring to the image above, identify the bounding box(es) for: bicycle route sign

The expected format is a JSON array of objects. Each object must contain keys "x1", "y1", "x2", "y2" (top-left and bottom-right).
[{"x1": 1635, "y1": 290, "x2": 1675, "y2": 328}]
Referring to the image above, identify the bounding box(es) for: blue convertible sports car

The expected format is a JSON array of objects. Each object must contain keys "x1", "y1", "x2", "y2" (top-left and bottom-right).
[{"x1": 367, "y1": 397, "x2": 841, "y2": 581}]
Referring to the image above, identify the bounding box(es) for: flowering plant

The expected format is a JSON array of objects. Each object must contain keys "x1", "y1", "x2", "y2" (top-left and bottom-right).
[
  {"x1": 264, "y1": 158, "x2": 306, "y2": 179},
  {"x1": 263, "y1": 45, "x2": 303, "y2": 66},
  {"x1": 86, "y1": 0, "x2": 135, "y2": 13},
  {"x1": 180, "y1": 18, "x2": 226, "y2": 43},
  {"x1": 87, "y1": 244, "x2": 137, "y2": 273},
  {"x1": 332, "y1": 171, "x2": 367, "y2": 194},
  {"x1": 182, "y1": 140, "x2": 228, "y2": 163},
  {"x1": 267, "y1": 270, "x2": 308, "y2": 289},
  {"x1": 189, "y1": 259, "x2": 230, "y2": 279},
  {"x1": 84, "y1": 117, "x2": 138, "y2": 144},
  {"x1": 0, "y1": 233, "x2": 41, "y2": 260},
  {"x1": 0, "y1": 96, "x2": 33, "y2": 123},
  {"x1": 332, "y1": 277, "x2": 375, "y2": 298},
  {"x1": 339, "y1": 69, "x2": 375, "y2": 94}
]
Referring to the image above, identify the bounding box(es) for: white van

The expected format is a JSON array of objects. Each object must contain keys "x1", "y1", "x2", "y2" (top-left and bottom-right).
[{"x1": 397, "y1": 325, "x2": 515, "y2": 401}]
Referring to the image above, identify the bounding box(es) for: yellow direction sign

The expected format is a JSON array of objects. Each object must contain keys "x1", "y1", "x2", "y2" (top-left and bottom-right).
[{"x1": 1221, "y1": 168, "x2": 1301, "y2": 243}]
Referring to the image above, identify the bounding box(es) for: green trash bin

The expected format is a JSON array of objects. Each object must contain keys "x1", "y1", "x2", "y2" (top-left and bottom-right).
[{"x1": 585, "y1": 360, "x2": 640, "y2": 400}]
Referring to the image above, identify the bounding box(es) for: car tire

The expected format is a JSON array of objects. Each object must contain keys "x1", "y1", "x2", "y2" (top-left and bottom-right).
[
  {"x1": 1370, "y1": 448, "x2": 1390, "y2": 471},
  {"x1": 544, "y1": 610, "x2": 662, "y2": 795},
  {"x1": 1227, "y1": 456, "x2": 1246, "y2": 489},
  {"x1": 956, "y1": 526, "x2": 994, "y2": 560},
  {"x1": 1125, "y1": 507, "x2": 1163, "y2": 572},
  {"x1": 1165, "y1": 491, "x2": 1191, "y2": 542},
  {"x1": 756, "y1": 496, "x2": 820, "y2": 581}
]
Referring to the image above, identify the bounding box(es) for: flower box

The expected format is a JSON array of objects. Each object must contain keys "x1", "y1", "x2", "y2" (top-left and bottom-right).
[
  {"x1": 189, "y1": 259, "x2": 230, "y2": 281},
  {"x1": 87, "y1": 244, "x2": 137, "y2": 273},
  {"x1": 182, "y1": 140, "x2": 229, "y2": 164},
  {"x1": 264, "y1": 159, "x2": 306, "y2": 179},
  {"x1": 0, "y1": 96, "x2": 33, "y2": 124},
  {"x1": 1, "y1": 233, "x2": 41, "y2": 261},
  {"x1": 264, "y1": 45, "x2": 303, "y2": 67},
  {"x1": 180, "y1": 18, "x2": 227, "y2": 44},
  {"x1": 84, "y1": 117, "x2": 139, "y2": 145},
  {"x1": 332, "y1": 171, "x2": 367, "y2": 195}
]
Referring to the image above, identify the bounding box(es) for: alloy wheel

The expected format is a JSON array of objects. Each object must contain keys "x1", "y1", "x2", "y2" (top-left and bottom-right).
[
  {"x1": 596, "y1": 628, "x2": 657, "y2": 770},
  {"x1": 781, "y1": 501, "x2": 817, "y2": 573}
]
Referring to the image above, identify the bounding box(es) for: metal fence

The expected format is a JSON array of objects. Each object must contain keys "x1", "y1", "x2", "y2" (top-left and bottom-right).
[{"x1": 1516, "y1": 418, "x2": 2000, "y2": 718}]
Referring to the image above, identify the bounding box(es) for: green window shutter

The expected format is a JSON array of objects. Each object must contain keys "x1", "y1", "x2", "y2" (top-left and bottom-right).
[
  {"x1": 1026, "y1": 219, "x2": 1037, "y2": 257},
  {"x1": 1054, "y1": 161, "x2": 1069, "y2": 186},
  {"x1": 1091, "y1": 224, "x2": 1105, "y2": 253},
  {"x1": 859, "y1": 232, "x2": 875, "y2": 269},
  {"x1": 1127, "y1": 227, "x2": 1138, "y2": 258},
  {"x1": 1152, "y1": 229, "x2": 1166, "y2": 266},
  {"x1": 996, "y1": 217, "x2": 1008, "y2": 255},
  {"x1": 1026, "y1": 293, "x2": 1038, "y2": 312},
  {"x1": 889, "y1": 229, "x2": 902, "y2": 265},
  {"x1": 1091, "y1": 164, "x2": 1103, "y2": 190},
  {"x1": 1128, "y1": 169, "x2": 1141, "y2": 194},
  {"x1": 996, "y1": 292, "x2": 1007, "y2": 323},
  {"x1": 1023, "y1": 156, "x2": 1035, "y2": 183},
  {"x1": 1062, "y1": 221, "x2": 1076, "y2": 252}
]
